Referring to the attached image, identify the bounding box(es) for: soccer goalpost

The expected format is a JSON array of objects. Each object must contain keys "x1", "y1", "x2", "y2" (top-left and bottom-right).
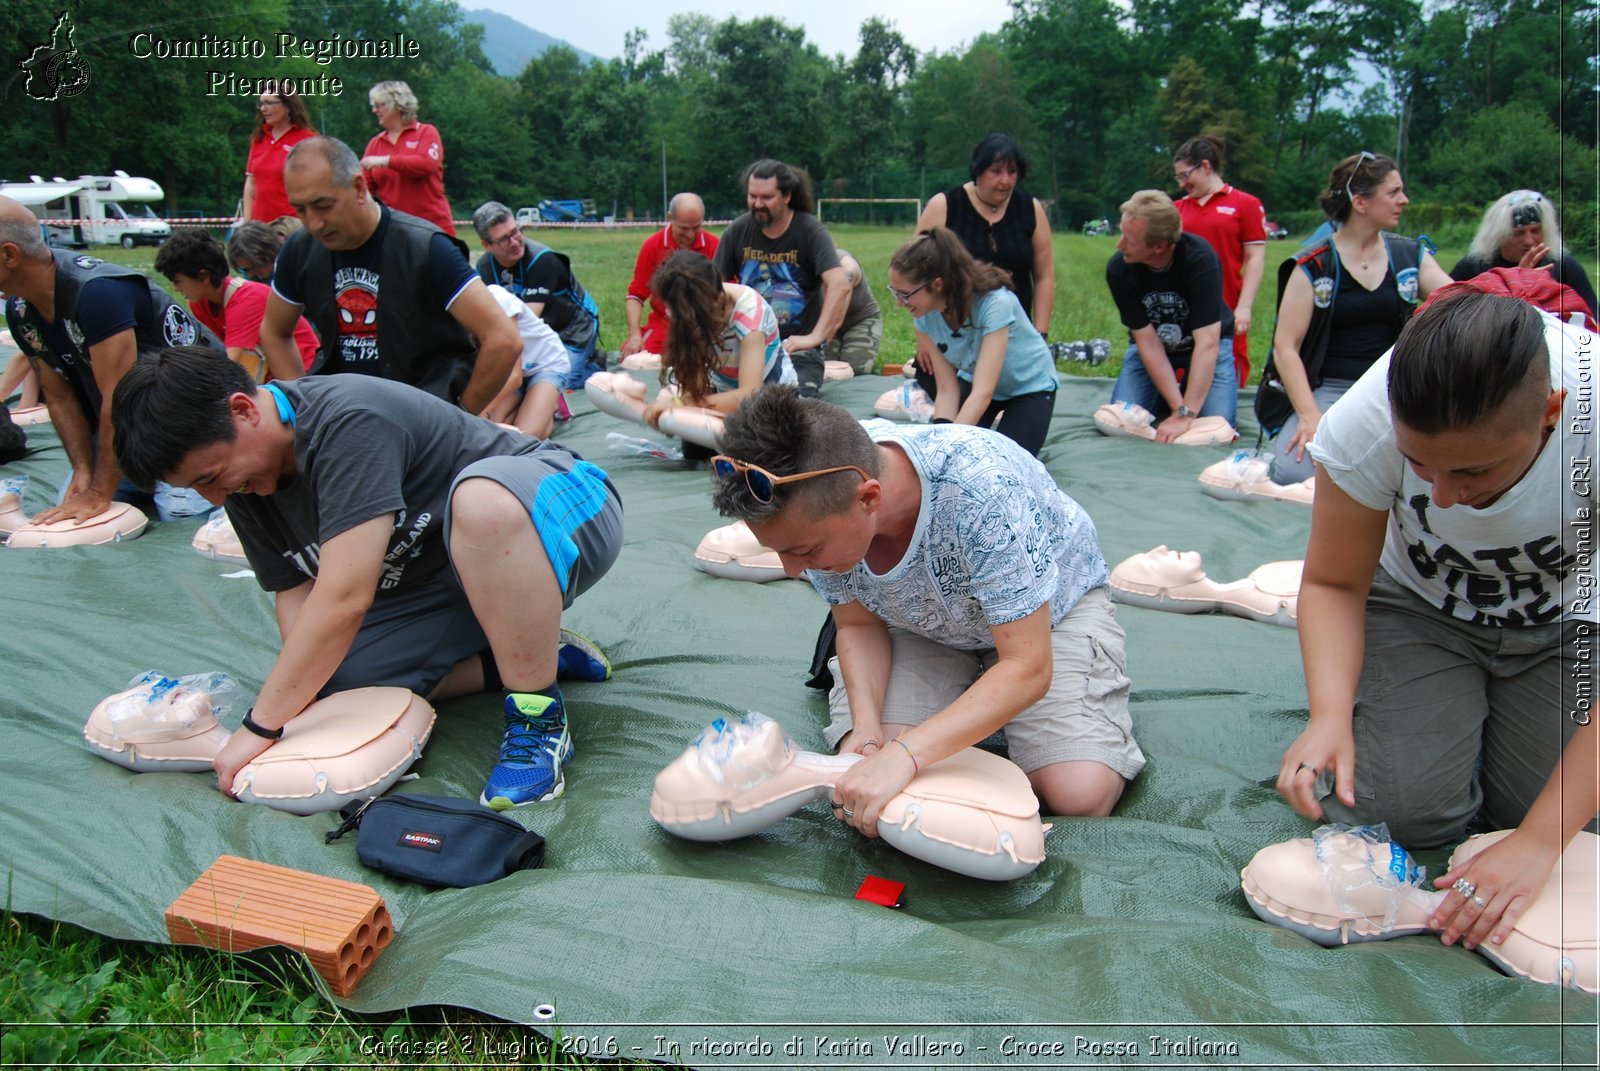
[{"x1": 817, "y1": 198, "x2": 922, "y2": 226}]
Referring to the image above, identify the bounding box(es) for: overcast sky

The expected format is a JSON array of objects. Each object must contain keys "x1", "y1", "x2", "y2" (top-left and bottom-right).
[{"x1": 474, "y1": 0, "x2": 1016, "y2": 61}]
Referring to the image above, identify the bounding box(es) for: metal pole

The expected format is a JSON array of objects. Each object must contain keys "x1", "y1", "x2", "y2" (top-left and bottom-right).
[{"x1": 661, "y1": 140, "x2": 668, "y2": 220}]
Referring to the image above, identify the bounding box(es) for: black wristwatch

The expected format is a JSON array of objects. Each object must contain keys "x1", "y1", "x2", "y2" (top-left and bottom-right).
[
  {"x1": 240, "y1": 709, "x2": 284, "y2": 740},
  {"x1": 1176, "y1": 404, "x2": 1194, "y2": 418}
]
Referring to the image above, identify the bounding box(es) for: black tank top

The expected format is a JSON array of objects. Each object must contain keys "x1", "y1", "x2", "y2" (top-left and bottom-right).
[
  {"x1": 1321, "y1": 252, "x2": 1405, "y2": 382},
  {"x1": 942, "y1": 184, "x2": 1037, "y2": 317}
]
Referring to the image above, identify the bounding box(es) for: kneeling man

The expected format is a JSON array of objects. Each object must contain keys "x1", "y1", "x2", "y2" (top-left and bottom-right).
[
  {"x1": 710, "y1": 387, "x2": 1145, "y2": 828},
  {"x1": 112, "y1": 348, "x2": 623, "y2": 808}
]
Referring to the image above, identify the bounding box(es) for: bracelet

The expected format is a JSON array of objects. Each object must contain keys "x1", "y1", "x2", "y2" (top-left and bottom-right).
[
  {"x1": 895, "y1": 737, "x2": 919, "y2": 773},
  {"x1": 240, "y1": 709, "x2": 284, "y2": 740}
]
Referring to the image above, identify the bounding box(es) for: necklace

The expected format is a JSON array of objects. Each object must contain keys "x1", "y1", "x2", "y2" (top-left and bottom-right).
[
  {"x1": 1340, "y1": 233, "x2": 1382, "y2": 271},
  {"x1": 971, "y1": 186, "x2": 1007, "y2": 215}
]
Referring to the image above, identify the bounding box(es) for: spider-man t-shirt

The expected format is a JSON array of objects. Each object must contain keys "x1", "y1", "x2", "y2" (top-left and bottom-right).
[{"x1": 273, "y1": 207, "x2": 475, "y2": 376}]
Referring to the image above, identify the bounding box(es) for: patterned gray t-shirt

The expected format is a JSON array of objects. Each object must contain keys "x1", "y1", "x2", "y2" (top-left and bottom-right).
[{"x1": 807, "y1": 423, "x2": 1108, "y2": 649}]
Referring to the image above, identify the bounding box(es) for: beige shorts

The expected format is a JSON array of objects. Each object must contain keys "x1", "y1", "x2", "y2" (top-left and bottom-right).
[{"x1": 825, "y1": 587, "x2": 1145, "y2": 779}]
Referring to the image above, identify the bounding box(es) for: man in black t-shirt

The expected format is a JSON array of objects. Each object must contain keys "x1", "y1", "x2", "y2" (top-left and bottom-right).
[
  {"x1": 713, "y1": 160, "x2": 850, "y2": 397},
  {"x1": 112, "y1": 350, "x2": 624, "y2": 810},
  {"x1": 259, "y1": 137, "x2": 519, "y2": 412},
  {"x1": 0, "y1": 194, "x2": 221, "y2": 523},
  {"x1": 1105, "y1": 190, "x2": 1237, "y2": 442}
]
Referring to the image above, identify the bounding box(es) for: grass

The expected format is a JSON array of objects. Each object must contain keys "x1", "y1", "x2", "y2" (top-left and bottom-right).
[
  {"x1": 3, "y1": 906, "x2": 653, "y2": 1068},
  {"x1": 1, "y1": 222, "x2": 1550, "y2": 1065}
]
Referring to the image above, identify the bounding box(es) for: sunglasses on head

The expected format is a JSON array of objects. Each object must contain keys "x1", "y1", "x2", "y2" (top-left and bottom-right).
[
  {"x1": 1343, "y1": 150, "x2": 1378, "y2": 204},
  {"x1": 710, "y1": 455, "x2": 869, "y2": 505}
]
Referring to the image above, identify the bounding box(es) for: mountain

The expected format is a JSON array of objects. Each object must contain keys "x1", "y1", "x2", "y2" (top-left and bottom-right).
[{"x1": 462, "y1": 8, "x2": 601, "y2": 76}]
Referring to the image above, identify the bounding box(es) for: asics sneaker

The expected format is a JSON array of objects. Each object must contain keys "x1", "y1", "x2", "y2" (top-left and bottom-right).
[
  {"x1": 481, "y1": 690, "x2": 573, "y2": 809},
  {"x1": 556, "y1": 627, "x2": 612, "y2": 682}
]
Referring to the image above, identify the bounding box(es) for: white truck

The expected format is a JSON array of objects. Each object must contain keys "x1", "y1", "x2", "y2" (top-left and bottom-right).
[{"x1": 0, "y1": 170, "x2": 171, "y2": 249}]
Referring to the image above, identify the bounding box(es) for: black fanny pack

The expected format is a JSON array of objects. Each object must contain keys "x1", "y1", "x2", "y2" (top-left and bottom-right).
[{"x1": 326, "y1": 794, "x2": 545, "y2": 888}]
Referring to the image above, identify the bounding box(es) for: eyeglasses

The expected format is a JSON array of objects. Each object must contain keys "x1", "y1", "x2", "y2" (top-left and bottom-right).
[
  {"x1": 1174, "y1": 164, "x2": 1201, "y2": 184},
  {"x1": 258, "y1": 99, "x2": 284, "y2": 109},
  {"x1": 710, "y1": 455, "x2": 869, "y2": 505},
  {"x1": 485, "y1": 229, "x2": 522, "y2": 249},
  {"x1": 1343, "y1": 150, "x2": 1378, "y2": 204},
  {"x1": 886, "y1": 280, "x2": 929, "y2": 305}
]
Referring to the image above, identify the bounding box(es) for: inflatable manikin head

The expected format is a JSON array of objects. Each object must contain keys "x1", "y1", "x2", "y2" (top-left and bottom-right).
[
  {"x1": 1243, "y1": 824, "x2": 1598, "y2": 993},
  {"x1": 651, "y1": 713, "x2": 1051, "y2": 881},
  {"x1": 84, "y1": 681, "x2": 436, "y2": 815},
  {"x1": 1199, "y1": 451, "x2": 1316, "y2": 505},
  {"x1": 620, "y1": 352, "x2": 663, "y2": 371},
  {"x1": 6, "y1": 501, "x2": 148, "y2": 548},
  {"x1": 1109, "y1": 546, "x2": 1301, "y2": 628},
  {"x1": 873, "y1": 382, "x2": 935, "y2": 423},
  {"x1": 694, "y1": 520, "x2": 788, "y2": 583},
  {"x1": 822, "y1": 361, "x2": 854, "y2": 382},
  {"x1": 1092, "y1": 402, "x2": 1238, "y2": 446},
  {"x1": 0, "y1": 475, "x2": 29, "y2": 535},
  {"x1": 192, "y1": 509, "x2": 249, "y2": 564},
  {"x1": 9, "y1": 405, "x2": 50, "y2": 426}
]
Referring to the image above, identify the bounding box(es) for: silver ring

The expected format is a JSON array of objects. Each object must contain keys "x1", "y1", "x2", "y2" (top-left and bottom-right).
[
  {"x1": 1451, "y1": 878, "x2": 1477, "y2": 899},
  {"x1": 841, "y1": 807, "x2": 854, "y2": 818},
  {"x1": 1295, "y1": 762, "x2": 1313, "y2": 774},
  {"x1": 1471, "y1": 895, "x2": 1487, "y2": 908}
]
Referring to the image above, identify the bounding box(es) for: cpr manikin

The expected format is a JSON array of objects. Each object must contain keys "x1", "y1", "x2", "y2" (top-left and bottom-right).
[
  {"x1": 693, "y1": 520, "x2": 788, "y2": 583},
  {"x1": 873, "y1": 381, "x2": 935, "y2": 423},
  {"x1": 83, "y1": 675, "x2": 435, "y2": 815},
  {"x1": 0, "y1": 477, "x2": 29, "y2": 535},
  {"x1": 651, "y1": 713, "x2": 1051, "y2": 881},
  {"x1": 192, "y1": 509, "x2": 249, "y2": 564},
  {"x1": 6, "y1": 501, "x2": 148, "y2": 548},
  {"x1": 1108, "y1": 545, "x2": 1301, "y2": 628},
  {"x1": 1199, "y1": 451, "x2": 1315, "y2": 505},
  {"x1": 583, "y1": 371, "x2": 723, "y2": 450},
  {"x1": 1093, "y1": 401, "x2": 1238, "y2": 445},
  {"x1": 1242, "y1": 824, "x2": 1598, "y2": 993}
]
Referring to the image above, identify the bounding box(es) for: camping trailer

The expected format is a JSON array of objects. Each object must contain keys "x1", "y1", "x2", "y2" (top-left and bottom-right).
[{"x1": 0, "y1": 170, "x2": 170, "y2": 248}]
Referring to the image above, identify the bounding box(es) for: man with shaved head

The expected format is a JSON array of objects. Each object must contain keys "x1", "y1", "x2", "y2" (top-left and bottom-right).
[
  {"x1": 620, "y1": 191, "x2": 719, "y2": 358},
  {"x1": 0, "y1": 193, "x2": 222, "y2": 522},
  {"x1": 259, "y1": 136, "x2": 518, "y2": 413}
]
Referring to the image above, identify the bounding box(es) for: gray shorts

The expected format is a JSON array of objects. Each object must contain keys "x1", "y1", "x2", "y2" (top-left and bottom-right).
[
  {"x1": 1315, "y1": 568, "x2": 1588, "y2": 848},
  {"x1": 330, "y1": 452, "x2": 622, "y2": 695},
  {"x1": 825, "y1": 587, "x2": 1145, "y2": 779},
  {"x1": 824, "y1": 312, "x2": 884, "y2": 374},
  {"x1": 445, "y1": 453, "x2": 623, "y2": 609}
]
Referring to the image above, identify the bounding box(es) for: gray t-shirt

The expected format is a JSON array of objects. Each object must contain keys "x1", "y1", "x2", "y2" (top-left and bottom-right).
[
  {"x1": 807, "y1": 422, "x2": 1109, "y2": 649},
  {"x1": 226, "y1": 375, "x2": 581, "y2": 594}
]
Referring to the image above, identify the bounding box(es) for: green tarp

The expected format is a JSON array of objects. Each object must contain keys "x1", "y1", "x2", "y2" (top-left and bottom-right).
[{"x1": 2, "y1": 367, "x2": 1594, "y2": 1068}]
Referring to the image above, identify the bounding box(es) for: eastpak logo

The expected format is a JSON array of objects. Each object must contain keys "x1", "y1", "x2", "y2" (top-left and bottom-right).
[{"x1": 399, "y1": 828, "x2": 444, "y2": 851}]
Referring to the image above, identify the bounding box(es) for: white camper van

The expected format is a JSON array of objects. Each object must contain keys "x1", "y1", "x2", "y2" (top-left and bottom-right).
[{"x1": 0, "y1": 171, "x2": 171, "y2": 249}]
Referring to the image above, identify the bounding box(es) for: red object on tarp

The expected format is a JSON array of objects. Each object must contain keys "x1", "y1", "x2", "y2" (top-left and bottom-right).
[{"x1": 855, "y1": 874, "x2": 906, "y2": 908}]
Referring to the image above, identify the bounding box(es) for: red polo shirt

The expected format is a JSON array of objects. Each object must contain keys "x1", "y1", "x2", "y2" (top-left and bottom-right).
[
  {"x1": 245, "y1": 125, "x2": 316, "y2": 221},
  {"x1": 627, "y1": 224, "x2": 720, "y2": 350}
]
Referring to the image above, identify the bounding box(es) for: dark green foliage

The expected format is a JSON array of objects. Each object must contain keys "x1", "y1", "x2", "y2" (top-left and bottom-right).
[{"x1": 4, "y1": 0, "x2": 1587, "y2": 246}]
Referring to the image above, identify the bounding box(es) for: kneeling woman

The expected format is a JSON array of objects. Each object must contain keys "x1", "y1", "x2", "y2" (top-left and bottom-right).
[
  {"x1": 1278, "y1": 289, "x2": 1593, "y2": 955},
  {"x1": 643, "y1": 251, "x2": 794, "y2": 448},
  {"x1": 888, "y1": 228, "x2": 1057, "y2": 456}
]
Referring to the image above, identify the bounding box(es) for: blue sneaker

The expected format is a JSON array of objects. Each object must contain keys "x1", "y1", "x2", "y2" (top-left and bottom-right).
[
  {"x1": 557, "y1": 628, "x2": 611, "y2": 682},
  {"x1": 481, "y1": 691, "x2": 573, "y2": 810}
]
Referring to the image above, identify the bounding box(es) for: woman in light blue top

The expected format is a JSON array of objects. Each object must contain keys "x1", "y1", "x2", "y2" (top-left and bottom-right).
[{"x1": 888, "y1": 228, "x2": 1057, "y2": 456}]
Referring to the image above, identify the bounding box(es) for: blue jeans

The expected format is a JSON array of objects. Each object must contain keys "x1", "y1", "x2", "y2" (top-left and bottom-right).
[{"x1": 1109, "y1": 338, "x2": 1237, "y2": 425}]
